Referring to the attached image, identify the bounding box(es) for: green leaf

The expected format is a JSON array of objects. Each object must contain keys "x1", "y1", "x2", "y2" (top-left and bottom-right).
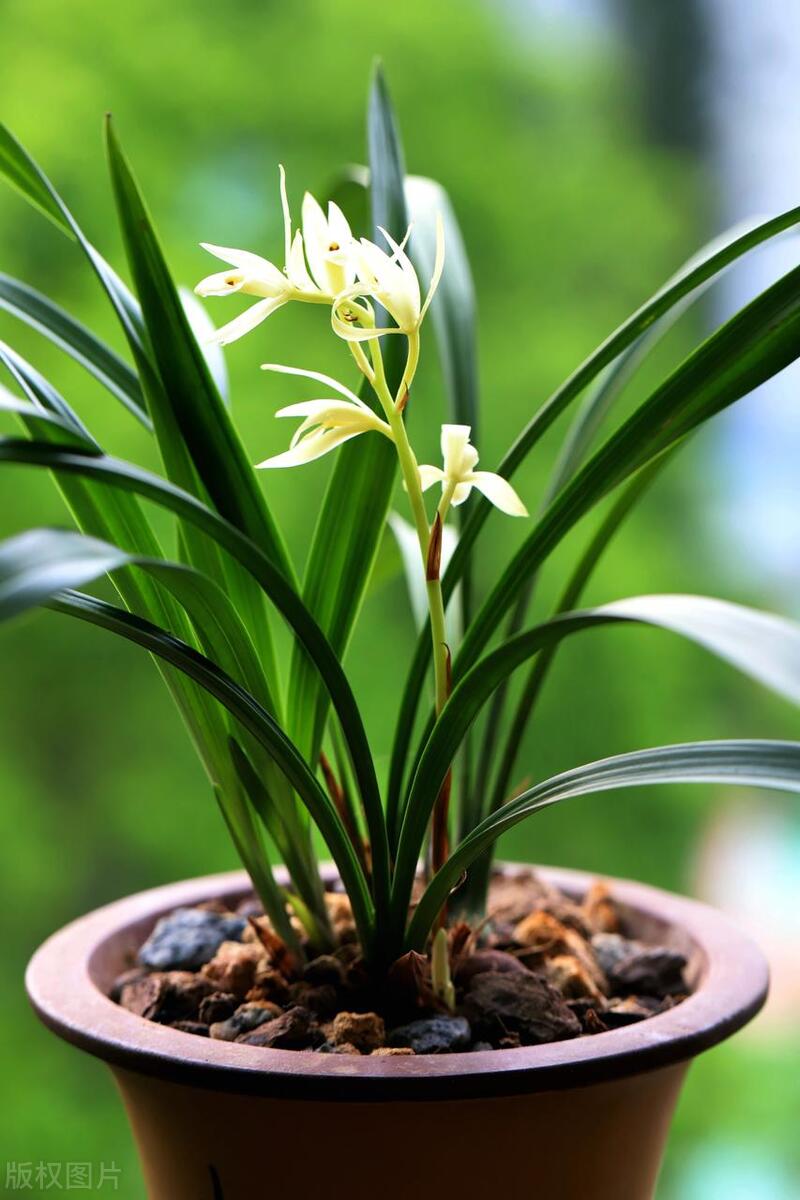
[
  {"x1": 0, "y1": 525, "x2": 374, "y2": 952},
  {"x1": 0, "y1": 124, "x2": 75, "y2": 236},
  {"x1": 407, "y1": 739, "x2": 800, "y2": 948},
  {"x1": 51, "y1": 588, "x2": 375, "y2": 954},
  {"x1": 0, "y1": 123, "x2": 148, "y2": 353},
  {"x1": 392, "y1": 592, "x2": 800, "y2": 925},
  {"x1": 0, "y1": 274, "x2": 149, "y2": 428},
  {"x1": 485, "y1": 457, "x2": 671, "y2": 822},
  {"x1": 212, "y1": 778, "x2": 305, "y2": 961},
  {"x1": 0, "y1": 383, "x2": 98, "y2": 451},
  {"x1": 468, "y1": 216, "x2": 732, "y2": 835},
  {"x1": 0, "y1": 439, "x2": 384, "y2": 876},
  {"x1": 0, "y1": 340, "x2": 99, "y2": 447},
  {"x1": 456, "y1": 261, "x2": 800, "y2": 683},
  {"x1": 103, "y1": 117, "x2": 295, "y2": 705},
  {"x1": 104, "y1": 117, "x2": 292, "y2": 581},
  {"x1": 228, "y1": 739, "x2": 331, "y2": 950}
]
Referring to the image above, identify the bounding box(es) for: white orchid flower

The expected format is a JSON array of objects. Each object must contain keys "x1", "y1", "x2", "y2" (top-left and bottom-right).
[
  {"x1": 195, "y1": 168, "x2": 355, "y2": 346},
  {"x1": 331, "y1": 215, "x2": 445, "y2": 343},
  {"x1": 417, "y1": 424, "x2": 528, "y2": 516},
  {"x1": 255, "y1": 364, "x2": 392, "y2": 470}
]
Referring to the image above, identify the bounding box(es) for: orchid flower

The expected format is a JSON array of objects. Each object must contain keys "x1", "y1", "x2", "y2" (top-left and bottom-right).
[
  {"x1": 330, "y1": 215, "x2": 445, "y2": 344},
  {"x1": 417, "y1": 424, "x2": 528, "y2": 516},
  {"x1": 255, "y1": 364, "x2": 392, "y2": 470},
  {"x1": 195, "y1": 168, "x2": 355, "y2": 346}
]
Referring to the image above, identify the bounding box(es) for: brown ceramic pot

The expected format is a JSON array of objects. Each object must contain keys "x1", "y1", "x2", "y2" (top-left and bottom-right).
[{"x1": 26, "y1": 865, "x2": 768, "y2": 1200}]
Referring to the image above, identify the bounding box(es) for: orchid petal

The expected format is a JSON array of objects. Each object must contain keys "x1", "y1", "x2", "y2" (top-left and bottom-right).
[
  {"x1": 256, "y1": 425, "x2": 365, "y2": 469},
  {"x1": 417, "y1": 465, "x2": 445, "y2": 492},
  {"x1": 287, "y1": 229, "x2": 315, "y2": 291},
  {"x1": 194, "y1": 269, "x2": 246, "y2": 298},
  {"x1": 278, "y1": 165, "x2": 292, "y2": 272},
  {"x1": 260, "y1": 363, "x2": 366, "y2": 407},
  {"x1": 301, "y1": 191, "x2": 331, "y2": 292},
  {"x1": 420, "y1": 212, "x2": 446, "y2": 322},
  {"x1": 451, "y1": 481, "x2": 473, "y2": 506},
  {"x1": 440, "y1": 423, "x2": 474, "y2": 471},
  {"x1": 199, "y1": 242, "x2": 286, "y2": 287},
  {"x1": 331, "y1": 310, "x2": 402, "y2": 343},
  {"x1": 208, "y1": 296, "x2": 288, "y2": 346},
  {"x1": 468, "y1": 470, "x2": 529, "y2": 517}
]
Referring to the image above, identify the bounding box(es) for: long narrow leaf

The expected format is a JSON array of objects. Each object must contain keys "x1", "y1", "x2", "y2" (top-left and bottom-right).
[
  {"x1": 0, "y1": 530, "x2": 374, "y2": 951},
  {"x1": 0, "y1": 439, "x2": 384, "y2": 859},
  {"x1": 392, "y1": 593, "x2": 800, "y2": 922},
  {"x1": 407, "y1": 740, "x2": 800, "y2": 948},
  {"x1": 0, "y1": 274, "x2": 149, "y2": 428},
  {"x1": 455, "y1": 262, "x2": 800, "y2": 683}
]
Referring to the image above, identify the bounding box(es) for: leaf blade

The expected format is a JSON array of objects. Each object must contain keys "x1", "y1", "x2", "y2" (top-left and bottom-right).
[{"x1": 407, "y1": 739, "x2": 800, "y2": 948}]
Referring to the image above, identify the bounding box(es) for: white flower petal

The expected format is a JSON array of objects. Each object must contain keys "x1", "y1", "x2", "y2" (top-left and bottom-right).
[
  {"x1": 194, "y1": 269, "x2": 246, "y2": 298},
  {"x1": 256, "y1": 426, "x2": 364, "y2": 469},
  {"x1": 208, "y1": 296, "x2": 288, "y2": 346},
  {"x1": 287, "y1": 230, "x2": 315, "y2": 291},
  {"x1": 200, "y1": 242, "x2": 285, "y2": 285},
  {"x1": 420, "y1": 212, "x2": 446, "y2": 322},
  {"x1": 440, "y1": 423, "x2": 473, "y2": 472},
  {"x1": 417, "y1": 464, "x2": 445, "y2": 492},
  {"x1": 260, "y1": 363, "x2": 365, "y2": 407},
  {"x1": 450, "y1": 481, "x2": 473, "y2": 506},
  {"x1": 327, "y1": 202, "x2": 355, "y2": 284},
  {"x1": 468, "y1": 471, "x2": 528, "y2": 517},
  {"x1": 275, "y1": 399, "x2": 371, "y2": 427},
  {"x1": 301, "y1": 191, "x2": 332, "y2": 292},
  {"x1": 279, "y1": 165, "x2": 292, "y2": 271},
  {"x1": 331, "y1": 309, "x2": 401, "y2": 343}
]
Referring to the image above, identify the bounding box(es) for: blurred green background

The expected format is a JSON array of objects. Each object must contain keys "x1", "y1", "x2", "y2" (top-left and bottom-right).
[{"x1": 1, "y1": 0, "x2": 798, "y2": 1196}]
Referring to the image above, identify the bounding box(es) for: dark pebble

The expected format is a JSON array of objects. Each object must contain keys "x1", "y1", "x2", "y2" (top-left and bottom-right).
[
  {"x1": 591, "y1": 933, "x2": 641, "y2": 977},
  {"x1": 610, "y1": 947, "x2": 687, "y2": 998},
  {"x1": 288, "y1": 981, "x2": 339, "y2": 1017},
  {"x1": 454, "y1": 949, "x2": 529, "y2": 987},
  {"x1": 237, "y1": 1005, "x2": 322, "y2": 1050},
  {"x1": 119, "y1": 971, "x2": 215, "y2": 1024},
  {"x1": 464, "y1": 971, "x2": 581, "y2": 1046},
  {"x1": 210, "y1": 1001, "x2": 281, "y2": 1041},
  {"x1": 303, "y1": 955, "x2": 345, "y2": 987},
  {"x1": 138, "y1": 907, "x2": 247, "y2": 971},
  {"x1": 388, "y1": 1015, "x2": 471, "y2": 1055},
  {"x1": 198, "y1": 991, "x2": 239, "y2": 1025}
]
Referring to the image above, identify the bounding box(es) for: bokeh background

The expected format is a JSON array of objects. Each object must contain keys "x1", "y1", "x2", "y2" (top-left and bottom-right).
[{"x1": 1, "y1": 1, "x2": 799, "y2": 1196}]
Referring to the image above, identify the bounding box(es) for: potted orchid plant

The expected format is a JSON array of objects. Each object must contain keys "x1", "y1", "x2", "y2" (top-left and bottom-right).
[{"x1": 4, "y1": 69, "x2": 800, "y2": 1199}]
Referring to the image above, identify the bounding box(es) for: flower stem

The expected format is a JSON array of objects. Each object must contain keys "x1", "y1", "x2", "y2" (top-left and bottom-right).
[{"x1": 371, "y1": 350, "x2": 450, "y2": 719}]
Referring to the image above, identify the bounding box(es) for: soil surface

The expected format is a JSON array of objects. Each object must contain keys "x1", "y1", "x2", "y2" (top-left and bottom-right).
[{"x1": 111, "y1": 871, "x2": 690, "y2": 1055}]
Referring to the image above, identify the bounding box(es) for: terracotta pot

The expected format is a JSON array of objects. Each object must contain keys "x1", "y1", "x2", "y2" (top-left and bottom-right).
[{"x1": 26, "y1": 865, "x2": 767, "y2": 1200}]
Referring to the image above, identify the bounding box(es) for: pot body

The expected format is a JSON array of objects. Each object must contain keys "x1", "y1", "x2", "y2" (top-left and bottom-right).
[
  {"x1": 114, "y1": 1060, "x2": 688, "y2": 1200},
  {"x1": 27, "y1": 865, "x2": 769, "y2": 1200}
]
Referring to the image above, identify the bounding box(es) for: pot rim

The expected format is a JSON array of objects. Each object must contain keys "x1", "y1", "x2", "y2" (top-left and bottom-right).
[{"x1": 26, "y1": 864, "x2": 768, "y2": 1102}]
